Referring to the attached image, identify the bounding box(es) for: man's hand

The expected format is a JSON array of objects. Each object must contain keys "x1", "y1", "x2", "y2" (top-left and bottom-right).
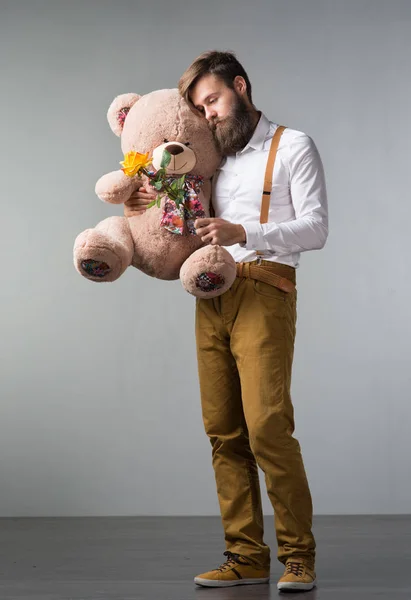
[
  {"x1": 194, "y1": 218, "x2": 246, "y2": 246},
  {"x1": 124, "y1": 186, "x2": 156, "y2": 218}
]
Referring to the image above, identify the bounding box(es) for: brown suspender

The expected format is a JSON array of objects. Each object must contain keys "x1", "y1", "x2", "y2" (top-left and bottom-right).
[
  {"x1": 256, "y1": 125, "x2": 286, "y2": 258},
  {"x1": 210, "y1": 125, "x2": 286, "y2": 221},
  {"x1": 237, "y1": 124, "x2": 296, "y2": 293},
  {"x1": 259, "y1": 125, "x2": 286, "y2": 224}
]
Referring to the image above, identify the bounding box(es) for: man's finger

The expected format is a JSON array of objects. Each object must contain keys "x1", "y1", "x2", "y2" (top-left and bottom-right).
[
  {"x1": 138, "y1": 186, "x2": 155, "y2": 195},
  {"x1": 195, "y1": 218, "x2": 211, "y2": 228},
  {"x1": 201, "y1": 233, "x2": 218, "y2": 245},
  {"x1": 128, "y1": 192, "x2": 156, "y2": 201},
  {"x1": 124, "y1": 202, "x2": 147, "y2": 209},
  {"x1": 196, "y1": 225, "x2": 211, "y2": 237},
  {"x1": 125, "y1": 197, "x2": 152, "y2": 207},
  {"x1": 138, "y1": 186, "x2": 156, "y2": 197}
]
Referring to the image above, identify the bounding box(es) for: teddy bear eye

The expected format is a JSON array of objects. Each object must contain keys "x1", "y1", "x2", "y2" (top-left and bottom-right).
[
  {"x1": 185, "y1": 142, "x2": 191, "y2": 147},
  {"x1": 164, "y1": 138, "x2": 169, "y2": 143}
]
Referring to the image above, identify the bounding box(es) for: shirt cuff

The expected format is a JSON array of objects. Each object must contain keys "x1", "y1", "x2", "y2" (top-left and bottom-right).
[{"x1": 240, "y1": 223, "x2": 265, "y2": 251}]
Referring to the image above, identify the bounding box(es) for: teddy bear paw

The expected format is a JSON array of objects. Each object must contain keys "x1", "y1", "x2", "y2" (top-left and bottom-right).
[
  {"x1": 73, "y1": 229, "x2": 130, "y2": 282},
  {"x1": 80, "y1": 259, "x2": 112, "y2": 279},
  {"x1": 195, "y1": 271, "x2": 227, "y2": 293},
  {"x1": 180, "y1": 246, "x2": 237, "y2": 298}
]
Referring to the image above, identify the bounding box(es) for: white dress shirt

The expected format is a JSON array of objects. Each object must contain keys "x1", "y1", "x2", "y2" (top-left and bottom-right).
[{"x1": 212, "y1": 113, "x2": 328, "y2": 268}]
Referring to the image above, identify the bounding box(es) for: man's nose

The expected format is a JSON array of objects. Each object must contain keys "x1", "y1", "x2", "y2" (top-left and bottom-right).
[{"x1": 204, "y1": 106, "x2": 217, "y2": 121}]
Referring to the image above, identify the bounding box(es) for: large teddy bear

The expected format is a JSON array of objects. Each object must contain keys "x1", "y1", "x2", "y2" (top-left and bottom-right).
[{"x1": 73, "y1": 88, "x2": 236, "y2": 298}]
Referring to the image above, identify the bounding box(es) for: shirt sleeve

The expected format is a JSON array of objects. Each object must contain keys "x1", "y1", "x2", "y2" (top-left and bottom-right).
[{"x1": 240, "y1": 135, "x2": 328, "y2": 255}]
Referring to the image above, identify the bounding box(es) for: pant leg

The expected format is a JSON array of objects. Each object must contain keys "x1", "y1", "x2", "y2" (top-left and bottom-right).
[
  {"x1": 195, "y1": 292, "x2": 271, "y2": 568},
  {"x1": 230, "y1": 277, "x2": 316, "y2": 567}
]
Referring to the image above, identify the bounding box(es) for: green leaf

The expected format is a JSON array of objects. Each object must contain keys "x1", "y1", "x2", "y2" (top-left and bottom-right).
[
  {"x1": 153, "y1": 180, "x2": 163, "y2": 191},
  {"x1": 160, "y1": 150, "x2": 171, "y2": 169},
  {"x1": 176, "y1": 175, "x2": 186, "y2": 188},
  {"x1": 147, "y1": 200, "x2": 157, "y2": 209}
]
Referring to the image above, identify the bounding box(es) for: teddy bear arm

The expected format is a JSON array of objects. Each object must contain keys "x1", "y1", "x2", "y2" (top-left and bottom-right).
[{"x1": 95, "y1": 170, "x2": 142, "y2": 205}]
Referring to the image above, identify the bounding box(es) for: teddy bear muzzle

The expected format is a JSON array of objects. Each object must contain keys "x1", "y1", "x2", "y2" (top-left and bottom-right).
[{"x1": 151, "y1": 142, "x2": 196, "y2": 175}]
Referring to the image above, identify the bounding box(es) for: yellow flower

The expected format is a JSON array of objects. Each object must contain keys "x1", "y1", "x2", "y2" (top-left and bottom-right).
[{"x1": 120, "y1": 151, "x2": 152, "y2": 177}]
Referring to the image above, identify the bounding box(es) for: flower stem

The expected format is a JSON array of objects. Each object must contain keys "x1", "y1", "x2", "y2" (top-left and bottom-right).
[{"x1": 141, "y1": 168, "x2": 183, "y2": 205}]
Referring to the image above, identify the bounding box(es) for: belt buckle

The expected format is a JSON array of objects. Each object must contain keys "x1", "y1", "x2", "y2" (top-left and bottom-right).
[{"x1": 256, "y1": 256, "x2": 263, "y2": 266}]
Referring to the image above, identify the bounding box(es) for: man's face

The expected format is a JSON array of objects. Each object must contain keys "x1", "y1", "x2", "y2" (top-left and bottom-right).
[{"x1": 190, "y1": 74, "x2": 255, "y2": 155}]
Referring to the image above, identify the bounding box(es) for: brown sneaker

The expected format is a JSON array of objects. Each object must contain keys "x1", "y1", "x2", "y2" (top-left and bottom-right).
[
  {"x1": 194, "y1": 551, "x2": 270, "y2": 587},
  {"x1": 277, "y1": 558, "x2": 316, "y2": 591}
]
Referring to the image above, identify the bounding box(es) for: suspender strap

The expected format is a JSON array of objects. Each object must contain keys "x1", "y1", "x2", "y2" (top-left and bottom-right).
[
  {"x1": 259, "y1": 125, "x2": 286, "y2": 224},
  {"x1": 237, "y1": 124, "x2": 295, "y2": 293}
]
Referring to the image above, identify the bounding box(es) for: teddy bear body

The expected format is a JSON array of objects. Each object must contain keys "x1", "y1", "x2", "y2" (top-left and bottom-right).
[
  {"x1": 128, "y1": 198, "x2": 206, "y2": 279},
  {"x1": 74, "y1": 89, "x2": 236, "y2": 297}
]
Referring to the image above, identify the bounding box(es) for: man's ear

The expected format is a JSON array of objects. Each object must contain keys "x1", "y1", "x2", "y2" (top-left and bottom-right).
[
  {"x1": 233, "y1": 76, "x2": 247, "y2": 97},
  {"x1": 107, "y1": 93, "x2": 141, "y2": 136}
]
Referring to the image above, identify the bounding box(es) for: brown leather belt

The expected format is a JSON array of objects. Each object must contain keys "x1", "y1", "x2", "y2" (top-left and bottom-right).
[{"x1": 236, "y1": 260, "x2": 296, "y2": 293}]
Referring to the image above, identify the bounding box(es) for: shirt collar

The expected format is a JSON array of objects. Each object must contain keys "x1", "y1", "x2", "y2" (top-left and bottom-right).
[{"x1": 239, "y1": 112, "x2": 271, "y2": 153}]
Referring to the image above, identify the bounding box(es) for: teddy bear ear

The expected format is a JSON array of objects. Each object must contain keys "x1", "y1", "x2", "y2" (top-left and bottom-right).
[{"x1": 107, "y1": 93, "x2": 141, "y2": 136}]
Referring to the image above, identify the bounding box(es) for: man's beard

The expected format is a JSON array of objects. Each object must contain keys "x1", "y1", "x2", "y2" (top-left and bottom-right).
[{"x1": 209, "y1": 94, "x2": 256, "y2": 155}]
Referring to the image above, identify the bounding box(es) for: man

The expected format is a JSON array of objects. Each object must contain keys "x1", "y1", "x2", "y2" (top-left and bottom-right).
[{"x1": 126, "y1": 51, "x2": 328, "y2": 592}]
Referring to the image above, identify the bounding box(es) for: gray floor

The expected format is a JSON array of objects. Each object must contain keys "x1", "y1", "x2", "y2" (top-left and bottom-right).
[{"x1": 0, "y1": 515, "x2": 410, "y2": 599}]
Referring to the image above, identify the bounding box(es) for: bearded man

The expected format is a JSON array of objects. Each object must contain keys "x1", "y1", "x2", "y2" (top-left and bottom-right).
[{"x1": 125, "y1": 50, "x2": 328, "y2": 592}]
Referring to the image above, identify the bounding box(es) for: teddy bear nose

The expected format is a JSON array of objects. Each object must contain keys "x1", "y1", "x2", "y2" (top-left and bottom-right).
[{"x1": 165, "y1": 144, "x2": 184, "y2": 156}]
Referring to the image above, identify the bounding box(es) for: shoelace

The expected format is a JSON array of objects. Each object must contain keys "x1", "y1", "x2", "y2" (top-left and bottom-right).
[
  {"x1": 216, "y1": 551, "x2": 250, "y2": 572},
  {"x1": 286, "y1": 561, "x2": 305, "y2": 577}
]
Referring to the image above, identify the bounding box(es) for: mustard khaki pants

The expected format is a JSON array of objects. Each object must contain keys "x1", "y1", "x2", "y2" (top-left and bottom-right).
[{"x1": 195, "y1": 261, "x2": 315, "y2": 568}]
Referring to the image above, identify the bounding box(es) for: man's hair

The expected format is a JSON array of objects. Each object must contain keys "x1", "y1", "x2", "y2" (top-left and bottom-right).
[{"x1": 178, "y1": 50, "x2": 253, "y2": 109}]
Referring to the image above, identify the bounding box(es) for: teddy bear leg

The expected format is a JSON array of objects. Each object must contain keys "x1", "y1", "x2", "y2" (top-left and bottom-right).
[
  {"x1": 74, "y1": 216, "x2": 134, "y2": 282},
  {"x1": 180, "y1": 245, "x2": 237, "y2": 298}
]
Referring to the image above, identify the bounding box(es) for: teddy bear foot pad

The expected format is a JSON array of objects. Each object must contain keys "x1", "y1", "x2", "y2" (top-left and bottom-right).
[
  {"x1": 81, "y1": 259, "x2": 112, "y2": 279},
  {"x1": 196, "y1": 272, "x2": 226, "y2": 292}
]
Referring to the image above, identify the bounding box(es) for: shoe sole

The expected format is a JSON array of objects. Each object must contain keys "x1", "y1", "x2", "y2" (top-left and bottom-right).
[
  {"x1": 195, "y1": 576, "x2": 270, "y2": 587},
  {"x1": 277, "y1": 579, "x2": 316, "y2": 591}
]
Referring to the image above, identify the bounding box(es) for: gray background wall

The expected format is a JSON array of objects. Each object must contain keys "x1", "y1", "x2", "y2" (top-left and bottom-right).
[{"x1": 1, "y1": 0, "x2": 410, "y2": 517}]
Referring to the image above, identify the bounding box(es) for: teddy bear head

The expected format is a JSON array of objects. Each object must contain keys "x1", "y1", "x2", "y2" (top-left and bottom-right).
[{"x1": 106, "y1": 89, "x2": 221, "y2": 180}]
